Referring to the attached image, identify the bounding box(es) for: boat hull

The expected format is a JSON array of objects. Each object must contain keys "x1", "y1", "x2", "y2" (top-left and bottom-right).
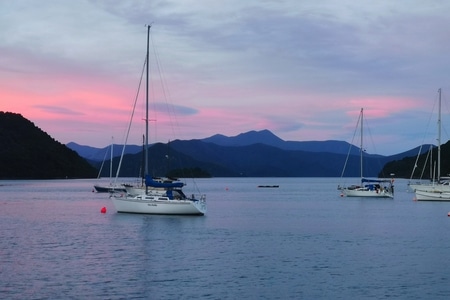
[
  {"x1": 409, "y1": 183, "x2": 450, "y2": 193},
  {"x1": 341, "y1": 188, "x2": 393, "y2": 198},
  {"x1": 94, "y1": 185, "x2": 126, "y2": 193},
  {"x1": 111, "y1": 195, "x2": 206, "y2": 215},
  {"x1": 415, "y1": 190, "x2": 450, "y2": 201}
]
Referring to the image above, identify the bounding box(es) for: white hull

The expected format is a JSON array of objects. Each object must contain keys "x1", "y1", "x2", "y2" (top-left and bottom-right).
[
  {"x1": 414, "y1": 190, "x2": 450, "y2": 201},
  {"x1": 341, "y1": 188, "x2": 393, "y2": 198},
  {"x1": 111, "y1": 194, "x2": 206, "y2": 215},
  {"x1": 409, "y1": 183, "x2": 450, "y2": 193}
]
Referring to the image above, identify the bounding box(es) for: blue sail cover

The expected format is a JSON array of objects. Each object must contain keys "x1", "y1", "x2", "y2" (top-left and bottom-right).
[
  {"x1": 145, "y1": 175, "x2": 184, "y2": 188},
  {"x1": 361, "y1": 178, "x2": 392, "y2": 183}
]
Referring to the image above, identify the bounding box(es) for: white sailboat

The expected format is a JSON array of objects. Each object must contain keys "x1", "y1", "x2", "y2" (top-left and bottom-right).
[
  {"x1": 110, "y1": 25, "x2": 207, "y2": 215},
  {"x1": 410, "y1": 89, "x2": 450, "y2": 201},
  {"x1": 339, "y1": 108, "x2": 394, "y2": 198},
  {"x1": 93, "y1": 138, "x2": 127, "y2": 193}
]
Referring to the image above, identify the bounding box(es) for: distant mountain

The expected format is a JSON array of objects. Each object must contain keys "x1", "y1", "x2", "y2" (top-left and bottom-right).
[
  {"x1": 170, "y1": 140, "x2": 389, "y2": 177},
  {"x1": 0, "y1": 112, "x2": 97, "y2": 179},
  {"x1": 68, "y1": 129, "x2": 364, "y2": 161},
  {"x1": 200, "y1": 130, "x2": 431, "y2": 159},
  {"x1": 201, "y1": 129, "x2": 360, "y2": 155},
  {"x1": 67, "y1": 142, "x2": 142, "y2": 161},
  {"x1": 66, "y1": 129, "x2": 433, "y2": 178},
  {"x1": 203, "y1": 129, "x2": 285, "y2": 147}
]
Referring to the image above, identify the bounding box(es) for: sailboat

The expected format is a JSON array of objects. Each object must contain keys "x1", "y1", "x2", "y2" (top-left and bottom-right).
[
  {"x1": 123, "y1": 138, "x2": 179, "y2": 196},
  {"x1": 410, "y1": 89, "x2": 450, "y2": 201},
  {"x1": 339, "y1": 108, "x2": 394, "y2": 198},
  {"x1": 93, "y1": 139, "x2": 126, "y2": 193},
  {"x1": 110, "y1": 25, "x2": 207, "y2": 215}
]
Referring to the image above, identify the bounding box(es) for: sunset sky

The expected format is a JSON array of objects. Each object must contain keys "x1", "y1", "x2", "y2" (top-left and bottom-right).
[{"x1": 2, "y1": 0, "x2": 450, "y2": 155}]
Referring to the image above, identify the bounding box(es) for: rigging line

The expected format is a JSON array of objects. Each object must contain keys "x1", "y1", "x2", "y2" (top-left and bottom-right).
[
  {"x1": 411, "y1": 143, "x2": 433, "y2": 181},
  {"x1": 96, "y1": 144, "x2": 110, "y2": 179},
  {"x1": 365, "y1": 118, "x2": 374, "y2": 154},
  {"x1": 417, "y1": 145, "x2": 432, "y2": 180},
  {"x1": 114, "y1": 55, "x2": 147, "y2": 183},
  {"x1": 149, "y1": 30, "x2": 201, "y2": 192},
  {"x1": 440, "y1": 90, "x2": 450, "y2": 143},
  {"x1": 340, "y1": 110, "x2": 361, "y2": 180},
  {"x1": 363, "y1": 117, "x2": 385, "y2": 177},
  {"x1": 410, "y1": 90, "x2": 440, "y2": 180},
  {"x1": 410, "y1": 149, "x2": 422, "y2": 181},
  {"x1": 150, "y1": 32, "x2": 182, "y2": 141}
]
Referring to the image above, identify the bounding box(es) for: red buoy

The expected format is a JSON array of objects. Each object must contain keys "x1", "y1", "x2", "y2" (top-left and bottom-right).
[{"x1": 100, "y1": 207, "x2": 107, "y2": 214}]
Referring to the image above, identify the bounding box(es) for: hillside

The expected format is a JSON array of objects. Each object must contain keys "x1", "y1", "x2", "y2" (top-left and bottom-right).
[
  {"x1": 85, "y1": 140, "x2": 427, "y2": 178},
  {"x1": 74, "y1": 130, "x2": 431, "y2": 178},
  {"x1": 66, "y1": 142, "x2": 142, "y2": 161},
  {"x1": 169, "y1": 140, "x2": 391, "y2": 177},
  {"x1": 380, "y1": 142, "x2": 449, "y2": 179},
  {"x1": 0, "y1": 112, "x2": 97, "y2": 179}
]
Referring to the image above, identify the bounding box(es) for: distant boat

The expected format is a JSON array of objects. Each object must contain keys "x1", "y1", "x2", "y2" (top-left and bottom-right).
[
  {"x1": 94, "y1": 185, "x2": 126, "y2": 193},
  {"x1": 110, "y1": 25, "x2": 206, "y2": 215},
  {"x1": 339, "y1": 108, "x2": 394, "y2": 198},
  {"x1": 409, "y1": 89, "x2": 450, "y2": 201},
  {"x1": 93, "y1": 139, "x2": 127, "y2": 193},
  {"x1": 257, "y1": 185, "x2": 279, "y2": 188}
]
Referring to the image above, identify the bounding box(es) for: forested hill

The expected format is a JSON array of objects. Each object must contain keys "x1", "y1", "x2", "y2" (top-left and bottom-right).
[
  {"x1": 0, "y1": 112, "x2": 97, "y2": 179},
  {"x1": 380, "y1": 141, "x2": 450, "y2": 179}
]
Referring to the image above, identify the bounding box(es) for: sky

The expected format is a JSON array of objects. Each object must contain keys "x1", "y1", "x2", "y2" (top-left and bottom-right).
[{"x1": 2, "y1": 0, "x2": 450, "y2": 155}]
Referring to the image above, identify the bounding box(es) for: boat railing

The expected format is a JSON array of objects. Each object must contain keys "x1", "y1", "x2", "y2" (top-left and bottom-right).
[{"x1": 191, "y1": 194, "x2": 206, "y2": 202}]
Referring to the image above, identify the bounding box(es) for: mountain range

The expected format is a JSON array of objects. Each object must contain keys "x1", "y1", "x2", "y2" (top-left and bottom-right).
[
  {"x1": 0, "y1": 111, "x2": 440, "y2": 179},
  {"x1": 68, "y1": 129, "x2": 431, "y2": 178}
]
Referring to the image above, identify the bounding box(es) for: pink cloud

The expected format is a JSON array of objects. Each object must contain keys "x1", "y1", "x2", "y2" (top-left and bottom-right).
[{"x1": 347, "y1": 96, "x2": 422, "y2": 118}]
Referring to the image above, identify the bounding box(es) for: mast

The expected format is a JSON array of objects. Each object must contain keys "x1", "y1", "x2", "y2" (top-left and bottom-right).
[
  {"x1": 437, "y1": 88, "x2": 441, "y2": 181},
  {"x1": 145, "y1": 25, "x2": 150, "y2": 193},
  {"x1": 140, "y1": 134, "x2": 145, "y2": 186},
  {"x1": 110, "y1": 136, "x2": 113, "y2": 180},
  {"x1": 360, "y1": 108, "x2": 364, "y2": 180}
]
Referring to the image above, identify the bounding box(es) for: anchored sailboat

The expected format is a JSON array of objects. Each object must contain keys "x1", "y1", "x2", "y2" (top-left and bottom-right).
[
  {"x1": 339, "y1": 108, "x2": 394, "y2": 198},
  {"x1": 94, "y1": 138, "x2": 127, "y2": 193},
  {"x1": 410, "y1": 89, "x2": 450, "y2": 201},
  {"x1": 110, "y1": 25, "x2": 207, "y2": 215}
]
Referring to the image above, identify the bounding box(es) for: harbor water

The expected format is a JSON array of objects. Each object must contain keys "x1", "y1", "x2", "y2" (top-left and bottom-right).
[{"x1": 1, "y1": 177, "x2": 449, "y2": 299}]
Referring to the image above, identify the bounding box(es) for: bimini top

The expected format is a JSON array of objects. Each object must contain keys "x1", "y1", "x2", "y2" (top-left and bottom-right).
[
  {"x1": 362, "y1": 178, "x2": 393, "y2": 183},
  {"x1": 145, "y1": 175, "x2": 185, "y2": 188}
]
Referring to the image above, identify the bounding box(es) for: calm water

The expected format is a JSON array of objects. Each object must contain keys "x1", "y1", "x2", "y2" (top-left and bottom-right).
[{"x1": 1, "y1": 177, "x2": 450, "y2": 299}]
